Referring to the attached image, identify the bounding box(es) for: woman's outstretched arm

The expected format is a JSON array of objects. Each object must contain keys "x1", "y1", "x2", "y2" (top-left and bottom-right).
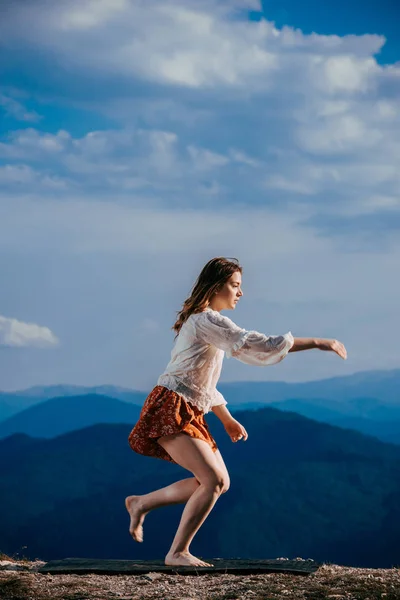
[
  {"x1": 195, "y1": 310, "x2": 347, "y2": 364},
  {"x1": 290, "y1": 337, "x2": 347, "y2": 360}
]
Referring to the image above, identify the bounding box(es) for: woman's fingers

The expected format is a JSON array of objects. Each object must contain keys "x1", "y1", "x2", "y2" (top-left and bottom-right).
[
  {"x1": 332, "y1": 340, "x2": 347, "y2": 360},
  {"x1": 233, "y1": 427, "x2": 248, "y2": 442},
  {"x1": 320, "y1": 339, "x2": 348, "y2": 360}
]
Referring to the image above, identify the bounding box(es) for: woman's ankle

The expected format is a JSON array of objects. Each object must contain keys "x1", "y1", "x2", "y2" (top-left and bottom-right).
[
  {"x1": 137, "y1": 495, "x2": 151, "y2": 513},
  {"x1": 128, "y1": 494, "x2": 148, "y2": 513},
  {"x1": 166, "y1": 548, "x2": 189, "y2": 557}
]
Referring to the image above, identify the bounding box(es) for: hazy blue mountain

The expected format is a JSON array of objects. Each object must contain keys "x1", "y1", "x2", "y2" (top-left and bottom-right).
[
  {"x1": 232, "y1": 396, "x2": 400, "y2": 420},
  {"x1": 327, "y1": 416, "x2": 400, "y2": 445},
  {"x1": 1, "y1": 408, "x2": 399, "y2": 568},
  {"x1": 0, "y1": 394, "x2": 44, "y2": 422},
  {"x1": 268, "y1": 396, "x2": 400, "y2": 421},
  {"x1": 0, "y1": 385, "x2": 146, "y2": 422},
  {"x1": 1, "y1": 389, "x2": 399, "y2": 446},
  {"x1": 1, "y1": 383, "x2": 137, "y2": 399},
  {"x1": 0, "y1": 394, "x2": 142, "y2": 439},
  {"x1": 1, "y1": 368, "x2": 399, "y2": 425},
  {"x1": 218, "y1": 368, "x2": 400, "y2": 405},
  {"x1": 267, "y1": 399, "x2": 400, "y2": 446}
]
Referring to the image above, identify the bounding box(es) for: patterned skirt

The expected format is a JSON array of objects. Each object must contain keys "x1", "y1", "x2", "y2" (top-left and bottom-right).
[{"x1": 128, "y1": 385, "x2": 218, "y2": 463}]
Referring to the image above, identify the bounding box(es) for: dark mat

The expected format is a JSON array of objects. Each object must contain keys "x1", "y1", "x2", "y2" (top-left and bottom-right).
[{"x1": 38, "y1": 557, "x2": 320, "y2": 576}]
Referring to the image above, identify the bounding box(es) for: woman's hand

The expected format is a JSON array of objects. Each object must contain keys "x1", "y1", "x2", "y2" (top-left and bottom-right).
[
  {"x1": 317, "y1": 338, "x2": 347, "y2": 360},
  {"x1": 224, "y1": 418, "x2": 248, "y2": 443}
]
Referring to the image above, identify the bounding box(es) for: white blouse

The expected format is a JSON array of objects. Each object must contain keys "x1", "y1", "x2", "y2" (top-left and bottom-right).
[{"x1": 157, "y1": 307, "x2": 294, "y2": 414}]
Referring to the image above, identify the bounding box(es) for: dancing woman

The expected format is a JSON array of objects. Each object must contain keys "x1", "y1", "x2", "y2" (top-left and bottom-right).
[{"x1": 126, "y1": 257, "x2": 347, "y2": 567}]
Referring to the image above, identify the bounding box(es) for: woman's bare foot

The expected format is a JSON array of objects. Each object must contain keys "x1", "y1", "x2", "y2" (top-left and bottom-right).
[
  {"x1": 165, "y1": 551, "x2": 213, "y2": 567},
  {"x1": 125, "y1": 496, "x2": 147, "y2": 543}
]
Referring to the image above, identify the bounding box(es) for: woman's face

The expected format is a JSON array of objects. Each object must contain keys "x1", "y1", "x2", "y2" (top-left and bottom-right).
[{"x1": 209, "y1": 271, "x2": 243, "y2": 312}]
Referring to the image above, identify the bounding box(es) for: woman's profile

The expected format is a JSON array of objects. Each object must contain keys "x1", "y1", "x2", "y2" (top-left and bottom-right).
[{"x1": 126, "y1": 256, "x2": 347, "y2": 567}]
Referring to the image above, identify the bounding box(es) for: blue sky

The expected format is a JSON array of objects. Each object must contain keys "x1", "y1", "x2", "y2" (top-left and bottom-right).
[
  {"x1": 260, "y1": 0, "x2": 400, "y2": 64},
  {"x1": 0, "y1": 0, "x2": 399, "y2": 392}
]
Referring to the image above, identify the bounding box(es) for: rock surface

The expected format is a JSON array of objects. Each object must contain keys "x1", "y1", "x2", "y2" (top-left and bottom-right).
[{"x1": 1, "y1": 558, "x2": 400, "y2": 599}]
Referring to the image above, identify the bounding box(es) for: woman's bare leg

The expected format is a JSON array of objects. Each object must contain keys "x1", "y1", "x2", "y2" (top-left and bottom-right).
[
  {"x1": 157, "y1": 433, "x2": 230, "y2": 567},
  {"x1": 213, "y1": 449, "x2": 230, "y2": 492},
  {"x1": 125, "y1": 477, "x2": 200, "y2": 542}
]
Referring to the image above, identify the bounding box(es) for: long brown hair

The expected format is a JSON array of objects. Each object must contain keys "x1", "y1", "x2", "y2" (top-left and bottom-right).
[{"x1": 172, "y1": 256, "x2": 242, "y2": 339}]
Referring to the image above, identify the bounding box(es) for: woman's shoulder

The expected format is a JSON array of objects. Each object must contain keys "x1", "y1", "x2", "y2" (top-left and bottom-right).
[
  {"x1": 190, "y1": 308, "x2": 238, "y2": 328},
  {"x1": 190, "y1": 307, "x2": 223, "y2": 318}
]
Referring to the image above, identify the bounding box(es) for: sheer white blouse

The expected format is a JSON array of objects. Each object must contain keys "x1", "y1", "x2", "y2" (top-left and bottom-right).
[{"x1": 157, "y1": 307, "x2": 294, "y2": 414}]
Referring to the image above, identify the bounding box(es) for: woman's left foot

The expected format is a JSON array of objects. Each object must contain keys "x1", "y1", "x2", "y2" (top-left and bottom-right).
[
  {"x1": 165, "y1": 550, "x2": 213, "y2": 567},
  {"x1": 125, "y1": 496, "x2": 146, "y2": 542}
]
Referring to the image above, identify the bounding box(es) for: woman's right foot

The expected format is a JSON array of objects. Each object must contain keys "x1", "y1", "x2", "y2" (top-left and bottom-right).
[
  {"x1": 125, "y1": 496, "x2": 146, "y2": 543},
  {"x1": 165, "y1": 551, "x2": 213, "y2": 567}
]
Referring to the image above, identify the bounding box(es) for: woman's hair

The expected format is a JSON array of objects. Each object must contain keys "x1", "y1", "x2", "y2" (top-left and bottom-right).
[{"x1": 172, "y1": 256, "x2": 242, "y2": 339}]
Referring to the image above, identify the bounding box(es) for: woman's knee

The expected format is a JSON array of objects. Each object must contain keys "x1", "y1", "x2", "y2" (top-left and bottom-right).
[
  {"x1": 157, "y1": 434, "x2": 229, "y2": 492},
  {"x1": 221, "y1": 476, "x2": 230, "y2": 494},
  {"x1": 212, "y1": 449, "x2": 230, "y2": 493},
  {"x1": 203, "y1": 471, "x2": 229, "y2": 495}
]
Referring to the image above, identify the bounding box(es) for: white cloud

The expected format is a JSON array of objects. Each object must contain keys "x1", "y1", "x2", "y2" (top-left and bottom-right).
[
  {"x1": 320, "y1": 55, "x2": 378, "y2": 94},
  {"x1": 0, "y1": 164, "x2": 37, "y2": 185},
  {"x1": 187, "y1": 145, "x2": 229, "y2": 170},
  {"x1": 265, "y1": 174, "x2": 317, "y2": 195},
  {"x1": 0, "y1": 91, "x2": 41, "y2": 122},
  {"x1": 0, "y1": 129, "x2": 71, "y2": 161},
  {"x1": 0, "y1": 128, "x2": 239, "y2": 197},
  {"x1": 297, "y1": 114, "x2": 383, "y2": 154},
  {"x1": 339, "y1": 194, "x2": 400, "y2": 217},
  {"x1": 1, "y1": 0, "x2": 389, "y2": 92},
  {"x1": 229, "y1": 149, "x2": 260, "y2": 167},
  {"x1": 0, "y1": 315, "x2": 59, "y2": 348},
  {"x1": 0, "y1": 164, "x2": 68, "y2": 190},
  {"x1": 0, "y1": 2, "x2": 399, "y2": 229},
  {"x1": 60, "y1": 0, "x2": 129, "y2": 30},
  {"x1": 1, "y1": 113, "x2": 399, "y2": 232},
  {"x1": 0, "y1": 1, "x2": 277, "y2": 88}
]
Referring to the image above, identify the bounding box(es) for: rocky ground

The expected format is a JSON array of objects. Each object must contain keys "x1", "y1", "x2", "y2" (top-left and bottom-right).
[{"x1": 1, "y1": 556, "x2": 400, "y2": 600}]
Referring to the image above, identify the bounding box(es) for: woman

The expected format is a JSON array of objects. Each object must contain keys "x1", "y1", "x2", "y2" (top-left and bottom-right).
[{"x1": 126, "y1": 257, "x2": 347, "y2": 567}]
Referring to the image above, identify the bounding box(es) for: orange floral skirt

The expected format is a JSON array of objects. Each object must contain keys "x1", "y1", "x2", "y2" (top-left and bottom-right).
[{"x1": 128, "y1": 385, "x2": 218, "y2": 463}]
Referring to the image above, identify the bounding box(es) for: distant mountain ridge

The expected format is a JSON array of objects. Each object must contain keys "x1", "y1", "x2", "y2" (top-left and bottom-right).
[
  {"x1": 1, "y1": 407, "x2": 399, "y2": 567},
  {"x1": 268, "y1": 398, "x2": 400, "y2": 446},
  {"x1": 2, "y1": 369, "x2": 400, "y2": 403},
  {"x1": 1, "y1": 383, "x2": 136, "y2": 399},
  {"x1": 219, "y1": 368, "x2": 400, "y2": 405},
  {"x1": 0, "y1": 385, "x2": 146, "y2": 422},
  {"x1": 1, "y1": 369, "x2": 400, "y2": 444},
  {"x1": 1, "y1": 368, "x2": 400, "y2": 423},
  {"x1": 0, "y1": 394, "x2": 142, "y2": 440}
]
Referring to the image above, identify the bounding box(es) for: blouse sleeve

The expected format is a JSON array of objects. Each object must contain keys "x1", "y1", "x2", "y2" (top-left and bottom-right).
[
  {"x1": 195, "y1": 310, "x2": 294, "y2": 366},
  {"x1": 210, "y1": 388, "x2": 228, "y2": 409}
]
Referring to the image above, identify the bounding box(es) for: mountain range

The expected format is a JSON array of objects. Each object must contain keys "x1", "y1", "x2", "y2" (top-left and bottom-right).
[
  {"x1": 0, "y1": 369, "x2": 399, "y2": 445},
  {"x1": 1, "y1": 406, "x2": 399, "y2": 568},
  {"x1": 0, "y1": 384, "x2": 145, "y2": 421}
]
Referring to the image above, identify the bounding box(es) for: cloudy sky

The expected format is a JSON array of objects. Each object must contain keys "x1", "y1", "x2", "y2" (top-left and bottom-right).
[{"x1": 0, "y1": 0, "x2": 399, "y2": 393}]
